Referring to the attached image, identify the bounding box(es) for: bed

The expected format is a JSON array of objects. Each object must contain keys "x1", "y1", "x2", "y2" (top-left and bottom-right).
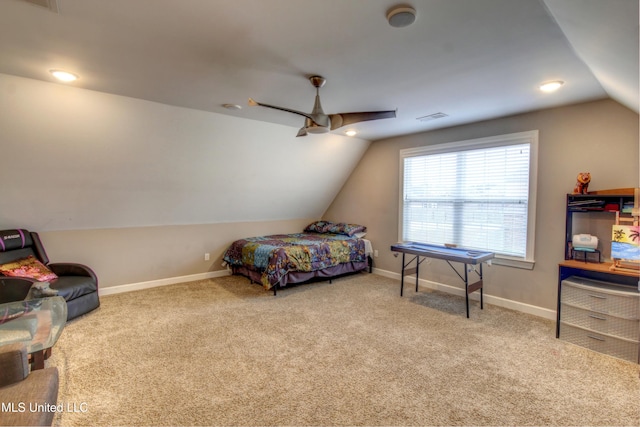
[{"x1": 222, "y1": 221, "x2": 372, "y2": 294}]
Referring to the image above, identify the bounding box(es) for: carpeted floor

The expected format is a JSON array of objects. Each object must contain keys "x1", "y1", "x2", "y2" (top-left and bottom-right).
[{"x1": 50, "y1": 273, "x2": 640, "y2": 426}]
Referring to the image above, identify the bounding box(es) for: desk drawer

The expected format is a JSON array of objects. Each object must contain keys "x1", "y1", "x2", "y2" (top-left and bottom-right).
[
  {"x1": 560, "y1": 322, "x2": 639, "y2": 363},
  {"x1": 561, "y1": 303, "x2": 639, "y2": 341},
  {"x1": 561, "y1": 277, "x2": 639, "y2": 318}
]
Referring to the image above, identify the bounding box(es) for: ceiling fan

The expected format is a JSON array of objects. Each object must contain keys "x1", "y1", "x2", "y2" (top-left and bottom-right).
[{"x1": 248, "y1": 75, "x2": 397, "y2": 137}]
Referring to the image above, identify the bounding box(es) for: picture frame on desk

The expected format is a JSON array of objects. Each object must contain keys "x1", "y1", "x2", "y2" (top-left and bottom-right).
[{"x1": 611, "y1": 224, "x2": 640, "y2": 273}]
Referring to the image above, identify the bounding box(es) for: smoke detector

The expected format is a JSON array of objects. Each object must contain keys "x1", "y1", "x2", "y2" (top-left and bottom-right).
[{"x1": 387, "y1": 6, "x2": 417, "y2": 28}]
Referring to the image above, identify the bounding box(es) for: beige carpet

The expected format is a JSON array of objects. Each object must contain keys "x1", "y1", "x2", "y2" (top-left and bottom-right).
[{"x1": 49, "y1": 273, "x2": 639, "y2": 426}]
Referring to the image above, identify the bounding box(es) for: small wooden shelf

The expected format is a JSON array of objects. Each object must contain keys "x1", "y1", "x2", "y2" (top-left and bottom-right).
[{"x1": 586, "y1": 188, "x2": 636, "y2": 196}]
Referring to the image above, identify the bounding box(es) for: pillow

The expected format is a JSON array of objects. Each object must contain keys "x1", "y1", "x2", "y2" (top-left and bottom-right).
[
  {"x1": 0, "y1": 255, "x2": 58, "y2": 282},
  {"x1": 326, "y1": 223, "x2": 367, "y2": 237},
  {"x1": 304, "y1": 220, "x2": 334, "y2": 233}
]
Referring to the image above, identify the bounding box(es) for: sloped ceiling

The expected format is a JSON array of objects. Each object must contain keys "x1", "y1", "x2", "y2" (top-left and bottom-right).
[
  {"x1": 542, "y1": 0, "x2": 639, "y2": 113},
  {"x1": 0, "y1": 0, "x2": 637, "y2": 141},
  {"x1": 0, "y1": 73, "x2": 371, "y2": 230}
]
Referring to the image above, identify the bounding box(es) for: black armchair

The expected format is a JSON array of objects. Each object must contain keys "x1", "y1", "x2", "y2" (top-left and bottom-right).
[{"x1": 0, "y1": 229, "x2": 99, "y2": 320}]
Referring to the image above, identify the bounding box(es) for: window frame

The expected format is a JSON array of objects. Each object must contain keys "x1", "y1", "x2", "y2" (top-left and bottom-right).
[{"x1": 398, "y1": 130, "x2": 538, "y2": 269}]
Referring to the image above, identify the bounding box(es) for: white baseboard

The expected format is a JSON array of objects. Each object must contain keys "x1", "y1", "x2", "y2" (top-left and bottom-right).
[
  {"x1": 372, "y1": 267, "x2": 556, "y2": 320},
  {"x1": 98, "y1": 267, "x2": 556, "y2": 321},
  {"x1": 99, "y1": 270, "x2": 232, "y2": 296}
]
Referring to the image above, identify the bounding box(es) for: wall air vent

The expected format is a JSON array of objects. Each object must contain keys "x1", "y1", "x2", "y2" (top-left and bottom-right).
[
  {"x1": 20, "y1": 0, "x2": 59, "y2": 13},
  {"x1": 416, "y1": 112, "x2": 448, "y2": 122}
]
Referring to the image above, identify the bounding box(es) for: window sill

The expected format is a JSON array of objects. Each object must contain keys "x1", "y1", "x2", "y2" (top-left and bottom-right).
[{"x1": 493, "y1": 256, "x2": 535, "y2": 270}]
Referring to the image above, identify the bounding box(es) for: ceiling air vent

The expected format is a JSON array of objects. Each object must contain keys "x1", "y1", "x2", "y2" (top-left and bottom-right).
[
  {"x1": 20, "y1": 0, "x2": 59, "y2": 13},
  {"x1": 416, "y1": 112, "x2": 448, "y2": 122}
]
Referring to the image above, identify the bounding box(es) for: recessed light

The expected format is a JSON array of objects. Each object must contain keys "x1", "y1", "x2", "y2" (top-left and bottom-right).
[
  {"x1": 345, "y1": 130, "x2": 357, "y2": 137},
  {"x1": 222, "y1": 104, "x2": 242, "y2": 110},
  {"x1": 539, "y1": 81, "x2": 564, "y2": 93},
  {"x1": 49, "y1": 69, "x2": 79, "y2": 82}
]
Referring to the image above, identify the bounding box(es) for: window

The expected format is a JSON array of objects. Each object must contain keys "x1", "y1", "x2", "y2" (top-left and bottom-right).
[{"x1": 399, "y1": 131, "x2": 538, "y2": 269}]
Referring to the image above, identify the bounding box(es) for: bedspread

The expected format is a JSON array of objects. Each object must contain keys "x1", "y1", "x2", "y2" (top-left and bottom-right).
[{"x1": 223, "y1": 233, "x2": 367, "y2": 289}]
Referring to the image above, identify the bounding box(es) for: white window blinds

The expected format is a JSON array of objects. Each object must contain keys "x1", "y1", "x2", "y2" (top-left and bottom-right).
[{"x1": 400, "y1": 131, "x2": 538, "y2": 263}]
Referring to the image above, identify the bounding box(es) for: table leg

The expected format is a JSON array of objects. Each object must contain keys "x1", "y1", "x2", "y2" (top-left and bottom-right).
[
  {"x1": 30, "y1": 350, "x2": 45, "y2": 370},
  {"x1": 464, "y1": 264, "x2": 469, "y2": 318},
  {"x1": 415, "y1": 255, "x2": 420, "y2": 292},
  {"x1": 480, "y1": 263, "x2": 484, "y2": 310},
  {"x1": 400, "y1": 253, "x2": 405, "y2": 296}
]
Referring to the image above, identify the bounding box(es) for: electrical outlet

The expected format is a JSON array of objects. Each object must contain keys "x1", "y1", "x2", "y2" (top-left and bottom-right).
[
  {"x1": 204, "y1": 253, "x2": 210, "y2": 261},
  {"x1": 374, "y1": 250, "x2": 379, "y2": 258}
]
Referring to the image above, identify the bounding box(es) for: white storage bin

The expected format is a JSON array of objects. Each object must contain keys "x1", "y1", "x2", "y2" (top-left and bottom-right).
[
  {"x1": 561, "y1": 303, "x2": 639, "y2": 341},
  {"x1": 560, "y1": 322, "x2": 639, "y2": 363},
  {"x1": 561, "y1": 276, "x2": 639, "y2": 318}
]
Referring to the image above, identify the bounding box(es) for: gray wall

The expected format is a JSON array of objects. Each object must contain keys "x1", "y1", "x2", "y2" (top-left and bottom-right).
[
  {"x1": 37, "y1": 219, "x2": 313, "y2": 288},
  {"x1": 323, "y1": 99, "x2": 639, "y2": 311}
]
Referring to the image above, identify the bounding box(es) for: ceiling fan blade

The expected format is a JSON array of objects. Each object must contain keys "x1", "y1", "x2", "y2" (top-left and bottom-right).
[
  {"x1": 248, "y1": 98, "x2": 314, "y2": 121},
  {"x1": 296, "y1": 127, "x2": 308, "y2": 137},
  {"x1": 329, "y1": 110, "x2": 397, "y2": 130}
]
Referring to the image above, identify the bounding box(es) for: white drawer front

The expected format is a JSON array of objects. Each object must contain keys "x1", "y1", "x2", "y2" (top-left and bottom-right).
[
  {"x1": 561, "y1": 303, "x2": 640, "y2": 341},
  {"x1": 561, "y1": 281, "x2": 639, "y2": 319},
  {"x1": 560, "y1": 322, "x2": 639, "y2": 363}
]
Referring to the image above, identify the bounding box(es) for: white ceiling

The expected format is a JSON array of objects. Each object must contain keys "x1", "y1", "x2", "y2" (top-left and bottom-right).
[{"x1": 0, "y1": 0, "x2": 637, "y2": 141}]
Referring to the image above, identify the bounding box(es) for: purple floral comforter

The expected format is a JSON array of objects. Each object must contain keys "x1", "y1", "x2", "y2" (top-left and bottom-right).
[{"x1": 223, "y1": 232, "x2": 367, "y2": 289}]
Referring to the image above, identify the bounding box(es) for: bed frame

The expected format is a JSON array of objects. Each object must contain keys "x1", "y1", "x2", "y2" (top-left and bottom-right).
[{"x1": 231, "y1": 259, "x2": 370, "y2": 295}]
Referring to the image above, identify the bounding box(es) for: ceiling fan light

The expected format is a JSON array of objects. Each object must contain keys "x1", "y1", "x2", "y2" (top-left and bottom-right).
[
  {"x1": 539, "y1": 80, "x2": 564, "y2": 92},
  {"x1": 306, "y1": 125, "x2": 329, "y2": 134},
  {"x1": 345, "y1": 130, "x2": 357, "y2": 137},
  {"x1": 301, "y1": 117, "x2": 329, "y2": 134},
  {"x1": 49, "y1": 69, "x2": 79, "y2": 82}
]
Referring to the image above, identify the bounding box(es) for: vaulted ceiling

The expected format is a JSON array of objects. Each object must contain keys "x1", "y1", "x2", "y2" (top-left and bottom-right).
[{"x1": 0, "y1": 0, "x2": 637, "y2": 141}]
